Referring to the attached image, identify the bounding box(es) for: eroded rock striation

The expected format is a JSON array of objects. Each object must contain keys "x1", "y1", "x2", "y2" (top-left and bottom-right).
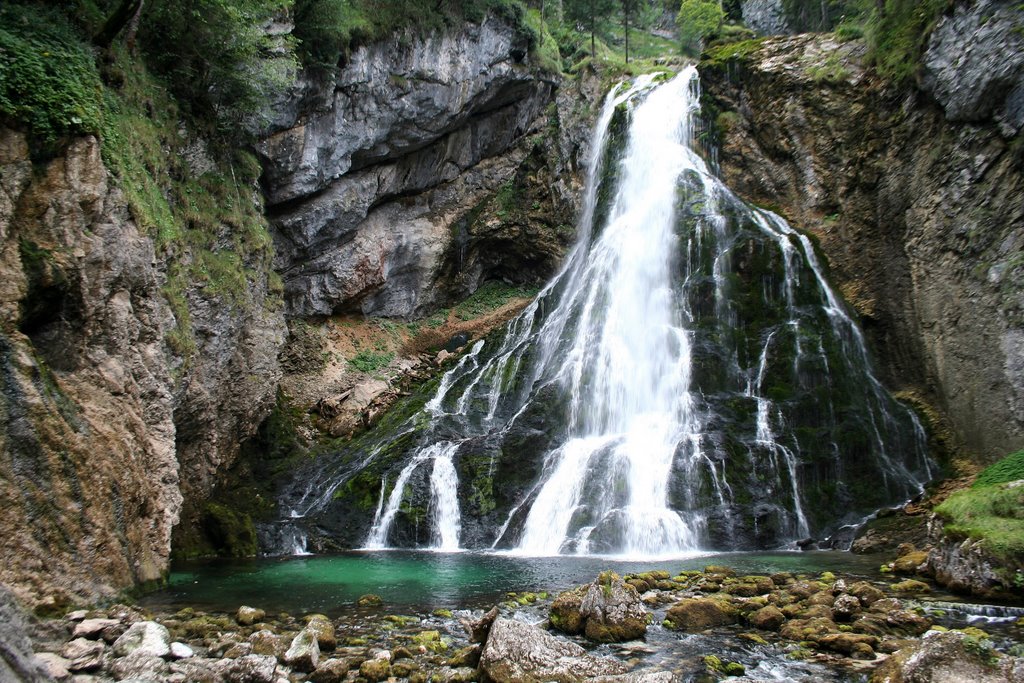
[
  {"x1": 0, "y1": 127, "x2": 281, "y2": 605},
  {"x1": 701, "y1": 32, "x2": 1024, "y2": 463},
  {"x1": 258, "y1": 14, "x2": 584, "y2": 318}
]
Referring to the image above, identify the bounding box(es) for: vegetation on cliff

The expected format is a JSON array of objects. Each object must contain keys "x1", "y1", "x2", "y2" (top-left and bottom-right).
[{"x1": 935, "y1": 450, "x2": 1024, "y2": 571}]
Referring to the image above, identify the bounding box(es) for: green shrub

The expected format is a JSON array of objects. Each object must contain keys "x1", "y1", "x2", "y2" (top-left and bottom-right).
[
  {"x1": 0, "y1": 3, "x2": 104, "y2": 146},
  {"x1": 140, "y1": 0, "x2": 297, "y2": 138},
  {"x1": 454, "y1": 281, "x2": 537, "y2": 320},
  {"x1": 291, "y1": 0, "x2": 536, "y2": 70},
  {"x1": 865, "y1": 0, "x2": 947, "y2": 83},
  {"x1": 677, "y1": 0, "x2": 724, "y2": 55},
  {"x1": 974, "y1": 450, "x2": 1024, "y2": 488},
  {"x1": 349, "y1": 350, "x2": 394, "y2": 373}
]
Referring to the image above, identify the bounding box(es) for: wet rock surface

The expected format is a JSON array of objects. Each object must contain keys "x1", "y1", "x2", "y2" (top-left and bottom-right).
[
  {"x1": 701, "y1": 33, "x2": 1024, "y2": 465},
  {"x1": 27, "y1": 564, "x2": 1024, "y2": 683}
]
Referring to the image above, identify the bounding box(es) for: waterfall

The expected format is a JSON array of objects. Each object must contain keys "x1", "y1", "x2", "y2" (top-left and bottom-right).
[{"x1": 270, "y1": 67, "x2": 932, "y2": 557}]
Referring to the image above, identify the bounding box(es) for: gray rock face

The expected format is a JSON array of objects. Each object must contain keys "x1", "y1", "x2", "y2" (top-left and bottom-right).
[
  {"x1": 479, "y1": 617, "x2": 630, "y2": 682},
  {"x1": 701, "y1": 34, "x2": 1024, "y2": 463},
  {"x1": 0, "y1": 130, "x2": 181, "y2": 607},
  {"x1": 925, "y1": 513, "x2": 1014, "y2": 597},
  {"x1": 260, "y1": 15, "x2": 540, "y2": 204},
  {"x1": 258, "y1": 14, "x2": 571, "y2": 318},
  {"x1": 922, "y1": 0, "x2": 1024, "y2": 136},
  {"x1": 871, "y1": 630, "x2": 1024, "y2": 682},
  {"x1": 0, "y1": 587, "x2": 52, "y2": 682},
  {"x1": 0, "y1": 121, "x2": 283, "y2": 606},
  {"x1": 741, "y1": 0, "x2": 791, "y2": 36}
]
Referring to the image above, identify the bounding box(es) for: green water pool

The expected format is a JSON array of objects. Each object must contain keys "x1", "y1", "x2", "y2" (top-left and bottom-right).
[{"x1": 148, "y1": 550, "x2": 885, "y2": 617}]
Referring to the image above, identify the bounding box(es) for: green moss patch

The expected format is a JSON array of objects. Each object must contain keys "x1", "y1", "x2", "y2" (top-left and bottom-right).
[
  {"x1": 973, "y1": 449, "x2": 1024, "y2": 489},
  {"x1": 935, "y1": 478, "x2": 1024, "y2": 565},
  {"x1": 0, "y1": 4, "x2": 104, "y2": 149}
]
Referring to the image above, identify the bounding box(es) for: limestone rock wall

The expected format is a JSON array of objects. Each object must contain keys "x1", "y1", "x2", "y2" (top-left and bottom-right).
[
  {"x1": 0, "y1": 130, "x2": 181, "y2": 609},
  {"x1": 258, "y1": 14, "x2": 569, "y2": 318},
  {"x1": 0, "y1": 127, "x2": 283, "y2": 609},
  {"x1": 700, "y1": 33, "x2": 1023, "y2": 463}
]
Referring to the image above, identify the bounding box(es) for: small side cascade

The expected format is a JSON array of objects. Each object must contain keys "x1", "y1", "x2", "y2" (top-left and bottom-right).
[{"x1": 364, "y1": 441, "x2": 463, "y2": 550}]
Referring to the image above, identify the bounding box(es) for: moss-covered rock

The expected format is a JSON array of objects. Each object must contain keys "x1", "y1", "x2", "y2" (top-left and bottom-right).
[
  {"x1": 549, "y1": 585, "x2": 587, "y2": 635},
  {"x1": 747, "y1": 605, "x2": 785, "y2": 631},
  {"x1": 359, "y1": 658, "x2": 391, "y2": 682},
  {"x1": 664, "y1": 598, "x2": 739, "y2": 631}
]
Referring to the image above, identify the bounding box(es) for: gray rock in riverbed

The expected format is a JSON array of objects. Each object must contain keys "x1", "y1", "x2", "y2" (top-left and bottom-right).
[
  {"x1": 112, "y1": 621, "x2": 171, "y2": 658},
  {"x1": 479, "y1": 617, "x2": 630, "y2": 682},
  {"x1": 284, "y1": 628, "x2": 320, "y2": 672}
]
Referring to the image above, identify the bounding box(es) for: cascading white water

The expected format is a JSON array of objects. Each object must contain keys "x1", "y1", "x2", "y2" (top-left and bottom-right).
[
  {"x1": 428, "y1": 450, "x2": 462, "y2": 550},
  {"x1": 273, "y1": 66, "x2": 932, "y2": 559},
  {"x1": 365, "y1": 441, "x2": 463, "y2": 549},
  {"x1": 515, "y1": 73, "x2": 702, "y2": 555}
]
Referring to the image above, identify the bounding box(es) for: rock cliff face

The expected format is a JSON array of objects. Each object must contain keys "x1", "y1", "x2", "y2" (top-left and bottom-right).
[
  {"x1": 0, "y1": 130, "x2": 180, "y2": 609},
  {"x1": 700, "y1": 31, "x2": 1024, "y2": 464},
  {"x1": 0, "y1": 127, "x2": 283, "y2": 609},
  {"x1": 0, "y1": 12, "x2": 588, "y2": 606},
  {"x1": 258, "y1": 14, "x2": 569, "y2": 319}
]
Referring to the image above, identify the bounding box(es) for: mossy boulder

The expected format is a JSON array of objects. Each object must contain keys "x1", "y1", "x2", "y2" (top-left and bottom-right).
[
  {"x1": 892, "y1": 551, "x2": 929, "y2": 575},
  {"x1": 747, "y1": 605, "x2": 785, "y2": 631},
  {"x1": 779, "y1": 617, "x2": 839, "y2": 642},
  {"x1": 248, "y1": 630, "x2": 285, "y2": 658},
  {"x1": 665, "y1": 598, "x2": 738, "y2": 631},
  {"x1": 309, "y1": 658, "x2": 350, "y2": 682},
  {"x1": 579, "y1": 572, "x2": 648, "y2": 643},
  {"x1": 890, "y1": 579, "x2": 930, "y2": 594},
  {"x1": 358, "y1": 594, "x2": 383, "y2": 607},
  {"x1": 817, "y1": 632, "x2": 879, "y2": 656},
  {"x1": 549, "y1": 585, "x2": 587, "y2": 635},
  {"x1": 848, "y1": 581, "x2": 885, "y2": 606},
  {"x1": 724, "y1": 575, "x2": 774, "y2": 597},
  {"x1": 236, "y1": 606, "x2": 265, "y2": 626},
  {"x1": 447, "y1": 645, "x2": 481, "y2": 668},
  {"x1": 359, "y1": 658, "x2": 391, "y2": 682},
  {"x1": 412, "y1": 630, "x2": 448, "y2": 653},
  {"x1": 284, "y1": 628, "x2": 320, "y2": 673},
  {"x1": 304, "y1": 614, "x2": 336, "y2": 651}
]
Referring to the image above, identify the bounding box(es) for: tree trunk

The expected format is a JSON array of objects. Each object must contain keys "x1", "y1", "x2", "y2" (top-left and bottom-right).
[
  {"x1": 623, "y1": 0, "x2": 629, "y2": 64},
  {"x1": 125, "y1": 0, "x2": 145, "y2": 53},
  {"x1": 591, "y1": 0, "x2": 596, "y2": 56},
  {"x1": 93, "y1": 0, "x2": 144, "y2": 49}
]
